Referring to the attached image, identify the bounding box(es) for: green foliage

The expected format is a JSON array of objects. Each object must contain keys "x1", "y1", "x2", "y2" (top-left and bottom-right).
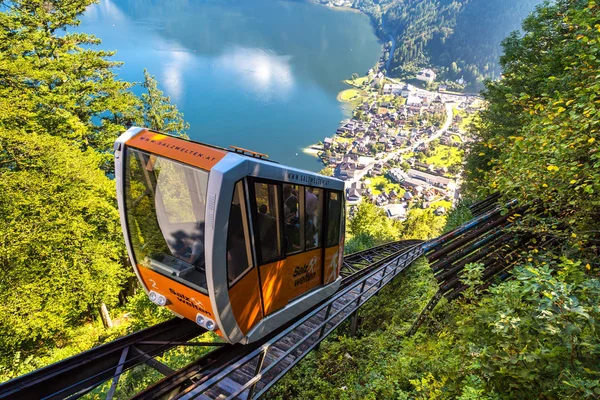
[
  {"x1": 0, "y1": 129, "x2": 128, "y2": 371},
  {"x1": 397, "y1": 208, "x2": 446, "y2": 240},
  {"x1": 355, "y1": 0, "x2": 540, "y2": 87},
  {"x1": 443, "y1": 201, "x2": 473, "y2": 233},
  {"x1": 0, "y1": 315, "x2": 128, "y2": 382},
  {"x1": 0, "y1": 0, "x2": 191, "y2": 380},
  {"x1": 268, "y1": 254, "x2": 600, "y2": 399},
  {"x1": 459, "y1": 263, "x2": 485, "y2": 299},
  {"x1": 464, "y1": 0, "x2": 600, "y2": 254},
  {"x1": 424, "y1": 144, "x2": 463, "y2": 169},
  {"x1": 348, "y1": 203, "x2": 401, "y2": 243},
  {"x1": 344, "y1": 232, "x2": 377, "y2": 255},
  {"x1": 456, "y1": 261, "x2": 600, "y2": 398},
  {"x1": 0, "y1": 0, "x2": 140, "y2": 166},
  {"x1": 140, "y1": 69, "x2": 190, "y2": 137}
]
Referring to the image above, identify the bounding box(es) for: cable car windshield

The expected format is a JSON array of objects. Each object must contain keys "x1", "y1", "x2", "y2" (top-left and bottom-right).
[{"x1": 124, "y1": 148, "x2": 209, "y2": 292}]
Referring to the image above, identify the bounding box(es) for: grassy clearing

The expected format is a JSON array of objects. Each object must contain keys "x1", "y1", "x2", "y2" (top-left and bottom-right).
[
  {"x1": 338, "y1": 88, "x2": 365, "y2": 102},
  {"x1": 334, "y1": 136, "x2": 354, "y2": 145},
  {"x1": 424, "y1": 145, "x2": 463, "y2": 168},
  {"x1": 453, "y1": 108, "x2": 476, "y2": 132},
  {"x1": 430, "y1": 199, "x2": 452, "y2": 211},
  {"x1": 365, "y1": 175, "x2": 404, "y2": 197},
  {"x1": 344, "y1": 75, "x2": 369, "y2": 87},
  {"x1": 451, "y1": 133, "x2": 462, "y2": 143}
]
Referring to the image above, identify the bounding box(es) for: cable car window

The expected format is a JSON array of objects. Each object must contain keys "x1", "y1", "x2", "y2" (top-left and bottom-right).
[
  {"x1": 253, "y1": 182, "x2": 283, "y2": 263},
  {"x1": 327, "y1": 191, "x2": 342, "y2": 247},
  {"x1": 227, "y1": 181, "x2": 253, "y2": 285},
  {"x1": 305, "y1": 187, "x2": 323, "y2": 250},
  {"x1": 124, "y1": 148, "x2": 208, "y2": 293},
  {"x1": 283, "y1": 184, "x2": 302, "y2": 254}
]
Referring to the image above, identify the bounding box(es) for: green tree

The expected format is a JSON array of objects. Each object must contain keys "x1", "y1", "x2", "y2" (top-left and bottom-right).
[
  {"x1": 0, "y1": 129, "x2": 128, "y2": 367},
  {"x1": 0, "y1": 0, "x2": 140, "y2": 163},
  {"x1": 349, "y1": 203, "x2": 401, "y2": 243},
  {"x1": 397, "y1": 208, "x2": 446, "y2": 240},
  {"x1": 464, "y1": 0, "x2": 600, "y2": 253},
  {"x1": 139, "y1": 69, "x2": 190, "y2": 137}
]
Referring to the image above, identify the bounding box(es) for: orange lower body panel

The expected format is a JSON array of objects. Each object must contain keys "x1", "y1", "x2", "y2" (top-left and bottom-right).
[
  {"x1": 323, "y1": 245, "x2": 342, "y2": 285},
  {"x1": 228, "y1": 268, "x2": 264, "y2": 336},
  {"x1": 137, "y1": 266, "x2": 222, "y2": 337},
  {"x1": 259, "y1": 249, "x2": 323, "y2": 315}
]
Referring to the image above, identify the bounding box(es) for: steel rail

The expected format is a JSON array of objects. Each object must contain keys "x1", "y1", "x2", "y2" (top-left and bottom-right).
[
  {"x1": 468, "y1": 193, "x2": 500, "y2": 213},
  {"x1": 409, "y1": 203, "x2": 530, "y2": 335},
  {"x1": 0, "y1": 318, "x2": 206, "y2": 400},
  {"x1": 423, "y1": 199, "x2": 517, "y2": 253},
  {"x1": 427, "y1": 204, "x2": 527, "y2": 262},
  {"x1": 434, "y1": 233, "x2": 517, "y2": 282},
  {"x1": 430, "y1": 228, "x2": 509, "y2": 272}
]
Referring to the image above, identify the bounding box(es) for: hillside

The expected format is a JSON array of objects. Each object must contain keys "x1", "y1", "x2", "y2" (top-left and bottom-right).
[
  {"x1": 339, "y1": 0, "x2": 542, "y2": 90},
  {"x1": 268, "y1": 0, "x2": 600, "y2": 397}
]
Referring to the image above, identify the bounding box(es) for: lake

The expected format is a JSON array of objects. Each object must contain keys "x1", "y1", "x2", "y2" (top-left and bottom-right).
[{"x1": 78, "y1": 0, "x2": 382, "y2": 171}]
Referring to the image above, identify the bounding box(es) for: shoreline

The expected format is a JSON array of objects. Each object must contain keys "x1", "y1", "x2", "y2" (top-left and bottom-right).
[
  {"x1": 306, "y1": 0, "x2": 362, "y2": 14},
  {"x1": 302, "y1": 146, "x2": 322, "y2": 158}
]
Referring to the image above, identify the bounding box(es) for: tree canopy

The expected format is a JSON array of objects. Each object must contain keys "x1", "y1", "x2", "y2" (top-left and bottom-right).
[
  {"x1": 0, "y1": 0, "x2": 140, "y2": 166},
  {"x1": 0, "y1": 0, "x2": 189, "y2": 373},
  {"x1": 354, "y1": 0, "x2": 541, "y2": 89},
  {"x1": 0, "y1": 129, "x2": 127, "y2": 362},
  {"x1": 464, "y1": 0, "x2": 600, "y2": 257},
  {"x1": 139, "y1": 69, "x2": 190, "y2": 137}
]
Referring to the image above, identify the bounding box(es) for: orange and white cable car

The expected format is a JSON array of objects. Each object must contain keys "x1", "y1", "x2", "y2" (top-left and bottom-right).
[{"x1": 115, "y1": 127, "x2": 345, "y2": 344}]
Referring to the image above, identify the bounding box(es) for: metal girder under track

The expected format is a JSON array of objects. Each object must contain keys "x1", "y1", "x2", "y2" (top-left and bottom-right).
[{"x1": 0, "y1": 319, "x2": 207, "y2": 399}]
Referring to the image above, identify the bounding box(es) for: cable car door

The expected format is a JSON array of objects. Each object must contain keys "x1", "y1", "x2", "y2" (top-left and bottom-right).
[{"x1": 249, "y1": 180, "x2": 324, "y2": 316}]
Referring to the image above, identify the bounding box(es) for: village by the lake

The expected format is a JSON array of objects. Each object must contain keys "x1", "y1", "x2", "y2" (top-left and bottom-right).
[{"x1": 308, "y1": 66, "x2": 483, "y2": 222}]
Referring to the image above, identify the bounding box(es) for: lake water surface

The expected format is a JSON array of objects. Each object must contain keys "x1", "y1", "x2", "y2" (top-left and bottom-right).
[{"x1": 79, "y1": 0, "x2": 381, "y2": 171}]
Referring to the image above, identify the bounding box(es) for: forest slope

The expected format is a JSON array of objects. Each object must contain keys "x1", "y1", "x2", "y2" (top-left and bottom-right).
[{"x1": 354, "y1": 0, "x2": 541, "y2": 89}]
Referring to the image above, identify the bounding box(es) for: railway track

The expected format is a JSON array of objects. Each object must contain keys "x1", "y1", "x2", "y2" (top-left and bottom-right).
[
  {"x1": 0, "y1": 240, "x2": 422, "y2": 400},
  {"x1": 408, "y1": 196, "x2": 534, "y2": 335},
  {"x1": 0, "y1": 318, "x2": 208, "y2": 400}
]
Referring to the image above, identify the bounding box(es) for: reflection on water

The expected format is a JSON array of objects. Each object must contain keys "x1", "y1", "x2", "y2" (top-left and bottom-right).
[
  {"x1": 162, "y1": 50, "x2": 195, "y2": 104},
  {"x1": 83, "y1": 0, "x2": 126, "y2": 22},
  {"x1": 216, "y1": 47, "x2": 294, "y2": 103},
  {"x1": 78, "y1": 0, "x2": 382, "y2": 171}
]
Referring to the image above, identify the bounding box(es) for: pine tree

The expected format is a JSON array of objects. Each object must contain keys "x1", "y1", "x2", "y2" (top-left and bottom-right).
[
  {"x1": 0, "y1": 0, "x2": 140, "y2": 161},
  {"x1": 0, "y1": 129, "x2": 128, "y2": 365},
  {"x1": 140, "y1": 69, "x2": 190, "y2": 137}
]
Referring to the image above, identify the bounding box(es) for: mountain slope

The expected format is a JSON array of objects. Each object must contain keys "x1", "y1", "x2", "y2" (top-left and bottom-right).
[{"x1": 352, "y1": 0, "x2": 542, "y2": 89}]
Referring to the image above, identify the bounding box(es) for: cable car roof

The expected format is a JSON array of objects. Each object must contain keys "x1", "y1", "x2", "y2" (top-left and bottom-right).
[{"x1": 124, "y1": 128, "x2": 278, "y2": 170}]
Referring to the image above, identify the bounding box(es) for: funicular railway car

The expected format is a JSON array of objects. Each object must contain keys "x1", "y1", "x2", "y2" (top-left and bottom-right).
[{"x1": 115, "y1": 127, "x2": 345, "y2": 344}]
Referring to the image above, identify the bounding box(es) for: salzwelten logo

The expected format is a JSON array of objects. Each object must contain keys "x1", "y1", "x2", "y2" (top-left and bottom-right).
[{"x1": 293, "y1": 256, "x2": 318, "y2": 287}]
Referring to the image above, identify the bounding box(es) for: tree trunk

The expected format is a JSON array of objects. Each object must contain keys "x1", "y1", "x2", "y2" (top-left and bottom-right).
[{"x1": 100, "y1": 302, "x2": 113, "y2": 328}]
